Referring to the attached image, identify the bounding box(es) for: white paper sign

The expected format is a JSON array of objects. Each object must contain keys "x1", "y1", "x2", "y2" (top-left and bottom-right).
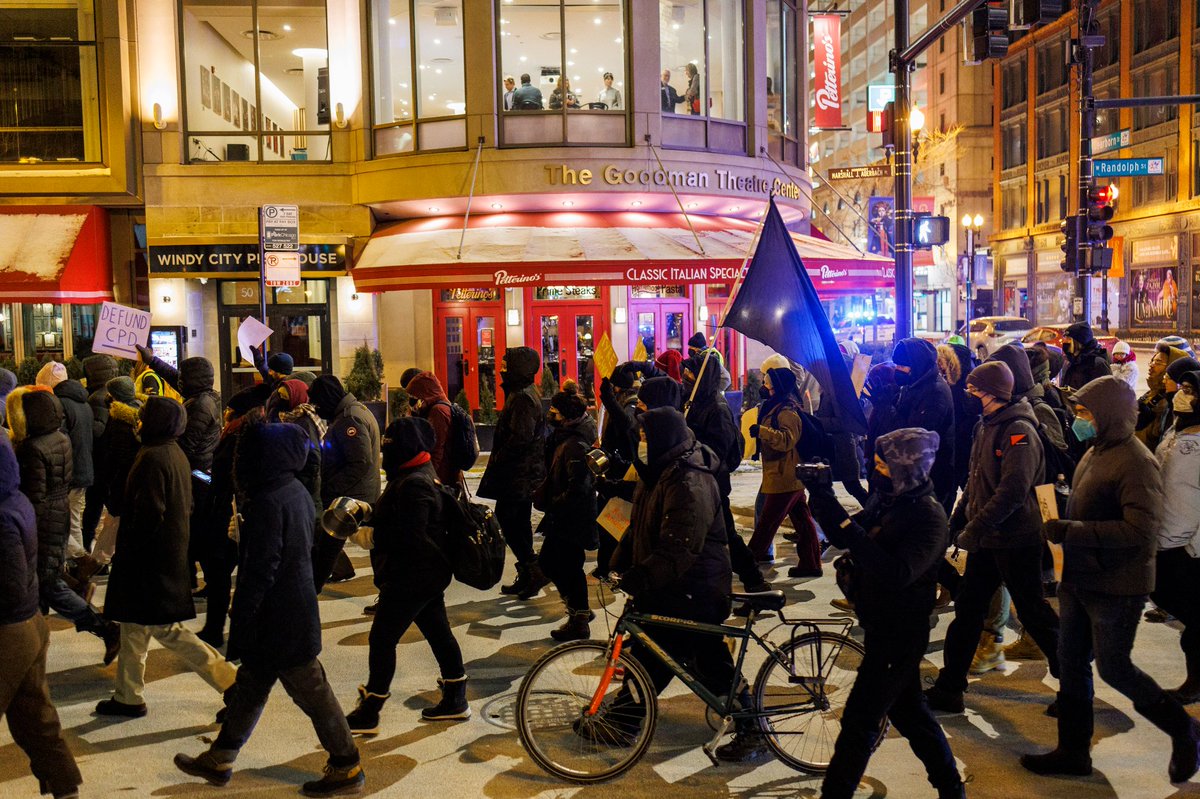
[
  {"x1": 597, "y1": 498, "x2": 633, "y2": 541},
  {"x1": 1035, "y1": 483, "x2": 1059, "y2": 522},
  {"x1": 237, "y1": 316, "x2": 273, "y2": 366},
  {"x1": 92, "y1": 301, "x2": 151, "y2": 358}
]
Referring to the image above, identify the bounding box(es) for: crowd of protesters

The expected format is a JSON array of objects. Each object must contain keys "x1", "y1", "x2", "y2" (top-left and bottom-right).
[{"x1": 2, "y1": 323, "x2": 1200, "y2": 798}]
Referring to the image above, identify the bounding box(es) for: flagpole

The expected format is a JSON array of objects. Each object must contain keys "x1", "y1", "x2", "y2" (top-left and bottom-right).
[{"x1": 684, "y1": 194, "x2": 776, "y2": 419}]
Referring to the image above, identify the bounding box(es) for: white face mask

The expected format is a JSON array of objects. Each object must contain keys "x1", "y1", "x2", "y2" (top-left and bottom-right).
[{"x1": 1173, "y1": 392, "x2": 1196, "y2": 414}]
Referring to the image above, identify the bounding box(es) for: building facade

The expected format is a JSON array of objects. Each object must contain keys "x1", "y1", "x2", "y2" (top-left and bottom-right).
[
  {"x1": 1, "y1": 0, "x2": 893, "y2": 409},
  {"x1": 992, "y1": 0, "x2": 1196, "y2": 339}
]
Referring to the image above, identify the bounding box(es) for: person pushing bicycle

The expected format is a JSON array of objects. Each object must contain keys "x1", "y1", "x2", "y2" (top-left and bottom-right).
[{"x1": 600, "y1": 407, "x2": 771, "y2": 764}]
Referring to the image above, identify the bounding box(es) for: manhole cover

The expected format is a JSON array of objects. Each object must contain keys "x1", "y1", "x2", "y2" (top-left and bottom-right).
[{"x1": 481, "y1": 692, "x2": 520, "y2": 730}]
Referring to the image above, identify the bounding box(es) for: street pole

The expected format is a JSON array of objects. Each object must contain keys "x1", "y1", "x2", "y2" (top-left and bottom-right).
[
  {"x1": 892, "y1": 0, "x2": 914, "y2": 341},
  {"x1": 964, "y1": 227, "x2": 975, "y2": 334},
  {"x1": 1074, "y1": 0, "x2": 1101, "y2": 324}
]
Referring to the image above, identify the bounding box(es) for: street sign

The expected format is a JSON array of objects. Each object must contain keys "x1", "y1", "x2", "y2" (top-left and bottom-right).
[
  {"x1": 1090, "y1": 128, "x2": 1131, "y2": 155},
  {"x1": 263, "y1": 251, "x2": 301, "y2": 287},
  {"x1": 867, "y1": 84, "x2": 895, "y2": 112},
  {"x1": 829, "y1": 165, "x2": 893, "y2": 180},
  {"x1": 260, "y1": 204, "x2": 299, "y2": 251},
  {"x1": 1094, "y1": 157, "x2": 1164, "y2": 177}
]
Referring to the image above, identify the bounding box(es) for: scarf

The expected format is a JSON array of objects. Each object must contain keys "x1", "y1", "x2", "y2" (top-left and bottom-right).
[{"x1": 281, "y1": 403, "x2": 327, "y2": 440}]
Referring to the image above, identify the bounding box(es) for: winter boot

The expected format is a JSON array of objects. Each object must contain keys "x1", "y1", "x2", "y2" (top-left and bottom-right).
[
  {"x1": 517, "y1": 559, "x2": 551, "y2": 600},
  {"x1": 1004, "y1": 630, "x2": 1047, "y2": 661},
  {"x1": 1020, "y1": 692, "x2": 1093, "y2": 776},
  {"x1": 923, "y1": 683, "x2": 965, "y2": 714},
  {"x1": 95, "y1": 697, "x2": 148, "y2": 718},
  {"x1": 500, "y1": 563, "x2": 530, "y2": 596},
  {"x1": 421, "y1": 676, "x2": 471, "y2": 721},
  {"x1": 1138, "y1": 695, "x2": 1200, "y2": 783},
  {"x1": 969, "y1": 632, "x2": 1006, "y2": 675},
  {"x1": 174, "y1": 748, "x2": 237, "y2": 786},
  {"x1": 345, "y1": 686, "x2": 390, "y2": 735},
  {"x1": 550, "y1": 609, "x2": 593, "y2": 642},
  {"x1": 300, "y1": 759, "x2": 365, "y2": 797}
]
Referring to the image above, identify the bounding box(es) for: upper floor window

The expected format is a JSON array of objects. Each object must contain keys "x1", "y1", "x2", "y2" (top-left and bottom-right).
[
  {"x1": 1001, "y1": 121, "x2": 1025, "y2": 169},
  {"x1": 369, "y1": 0, "x2": 466, "y2": 156},
  {"x1": 181, "y1": 0, "x2": 331, "y2": 163},
  {"x1": 0, "y1": 1, "x2": 100, "y2": 163},
  {"x1": 1036, "y1": 38, "x2": 1067, "y2": 95},
  {"x1": 1094, "y1": 7, "x2": 1120, "y2": 71},
  {"x1": 766, "y1": 0, "x2": 798, "y2": 163},
  {"x1": 1133, "y1": 63, "x2": 1179, "y2": 130},
  {"x1": 1133, "y1": 0, "x2": 1179, "y2": 53},
  {"x1": 497, "y1": 0, "x2": 627, "y2": 147},
  {"x1": 1001, "y1": 56, "x2": 1026, "y2": 110}
]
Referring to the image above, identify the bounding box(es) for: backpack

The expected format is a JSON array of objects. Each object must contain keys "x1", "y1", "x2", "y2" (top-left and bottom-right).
[
  {"x1": 437, "y1": 400, "x2": 480, "y2": 472},
  {"x1": 796, "y1": 409, "x2": 835, "y2": 461},
  {"x1": 1002, "y1": 412, "x2": 1076, "y2": 485},
  {"x1": 437, "y1": 483, "x2": 506, "y2": 590}
]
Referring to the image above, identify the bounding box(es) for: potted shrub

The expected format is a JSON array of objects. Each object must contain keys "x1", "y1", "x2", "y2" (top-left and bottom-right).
[
  {"x1": 539, "y1": 367, "x2": 559, "y2": 413},
  {"x1": 343, "y1": 344, "x2": 387, "y2": 431},
  {"x1": 473, "y1": 382, "x2": 498, "y2": 452}
]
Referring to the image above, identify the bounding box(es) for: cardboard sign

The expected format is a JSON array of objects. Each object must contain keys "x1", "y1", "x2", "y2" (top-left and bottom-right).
[
  {"x1": 1035, "y1": 483, "x2": 1058, "y2": 522},
  {"x1": 850, "y1": 353, "x2": 872, "y2": 397},
  {"x1": 597, "y1": 497, "x2": 633, "y2": 541},
  {"x1": 741, "y1": 406, "x2": 759, "y2": 460},
  {"x1": 594, "y1": 332, "x2": 619, "y2": 379},
  {"x1": 237, "y1": 316, "x2": 273, "y2": 365},
  {"x1": 92, "y1": 301, "x2": 151, "y2": 359}
]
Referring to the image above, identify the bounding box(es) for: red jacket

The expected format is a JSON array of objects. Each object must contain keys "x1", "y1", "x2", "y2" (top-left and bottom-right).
[{"x1": 407, "y1": 372, "x2": 459, "y2": 485}]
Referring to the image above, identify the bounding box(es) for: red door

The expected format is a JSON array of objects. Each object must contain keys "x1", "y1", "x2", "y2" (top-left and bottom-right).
[
  {"x1": 434, "y1": 305, "x2": 505, "y2": 412},
  {"x1": 629, "y1": 300, "x2": 691, "y2": 360},
  {"x1": 531, "y1": 304, "x2": 603, "y2": 402}
]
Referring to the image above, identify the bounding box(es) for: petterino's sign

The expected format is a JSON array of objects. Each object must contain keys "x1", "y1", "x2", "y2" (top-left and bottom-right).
[{"x1": 149, "y1": 243, "x2": 347, "y2": 275}]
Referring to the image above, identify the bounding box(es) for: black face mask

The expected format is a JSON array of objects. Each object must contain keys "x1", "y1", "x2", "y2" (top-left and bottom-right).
[
  {"x1": 869, "y1": 471, "x2": 893, "y2": 496},
  {"x1": 964, "y1": 393, "x2": 984, "y2": 416},
  {"x1": 894, "y1": 370, "x2": 912, "y2": 387}
]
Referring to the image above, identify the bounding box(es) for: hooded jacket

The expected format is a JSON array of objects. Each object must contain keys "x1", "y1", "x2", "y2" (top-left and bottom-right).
[
  {"x1": 371, "y1": 450, "x2": 454, "y2": 598},
  {"x1": 757, "y1": 369, "x2": 805, "y2": 494},
  {"x1": 12, "y1": 389, "x2": 73, "y2": 586},
  {"x1": 1137, "y1": 345, "x2": 1191, "y2": 451},
  {"x1": 0, "y1": 368, "x2": 16, "y2": 429},
  {"x1": 613, "y1": 409, "x2": 731, "y2": 618},
  {"x1": 951, "y1": 399, "x2": 1046, "y2": 550},
  {"x1": 864, "y1": 363, "x2": 900, "y2": 475},
  {"x1": 83, "y1": 354, "x2": 119, "y2": 438},
  {"x1": 940, "y1": 342, "x2": 979, "y2": 490},
  {"x1": 988, "y1": 344, "x2": 1067, "y2": 451},
  {"x1": 1060, "y1": 323, "x2": 1112, "y2": 391},
  {"x1": 406, "y1": 371, "x2": 458, "y2": 485},
  {"x1": 1056, "y1": 376, "x2": 1162, "y2": 595},
  {"x1": 599, "y1": 361, "x2": 642, "y2": 467},
  {"x1": 0, "y1": 436, "x2": 37, "y2": 626},
  {"x1": 309, "y1": 376, "x2": 382, "y2": 506},
  {"x1": 105, "y1": 397, "x2": 196, "y2": 625},
  {"x1": 145, "y1": 356, "x2": 222, "y2": 472},
  {"x1": 537, "y1": 414, "x2": 599, "y2": 547},
  {"x1": 891, "y1": 338, "x2": 956, "y2": 504},
  {"x1": 228, "y1": 422, "x2": 323, "y2": 668},
  {"x1": 53, "y1": 379, "x2": 94, "y2": 489},
  {"x1": 479, "y1": 346, "x2": 547, "y2": 501},
  {"x1": 684, "y1": 354, "x2": 743, "y2": 481}
]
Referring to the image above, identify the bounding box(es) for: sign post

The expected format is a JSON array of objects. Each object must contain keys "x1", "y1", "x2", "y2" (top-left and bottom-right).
[
  {"x1": 258, "y1": 204, "x2": 300, "y2": 339},
  {"x1": 1093, "y1": 158, "x2": 1165, "y2": 177}
]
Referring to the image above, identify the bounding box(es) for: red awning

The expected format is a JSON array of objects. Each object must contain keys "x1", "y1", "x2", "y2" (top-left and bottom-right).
[
  {"x1": 353, "y1": 211, "x2": 894, "y2": 294},
  {"x1": 0, "y1": 206, "x2": 113, "y2": 304}
]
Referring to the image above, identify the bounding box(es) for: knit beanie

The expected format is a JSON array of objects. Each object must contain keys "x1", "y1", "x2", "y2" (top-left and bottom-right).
[
  {"x1": 226, "y1": 386, "x2": 265, "y2": 416},
  {"x1": 381, "y1": 416, "x2": 435, "y2": 473},
  {"x1": 1026, "y1": 344, "x2": 1051, "y2": 383},
  {"x1": 267, "y1": 352, "x2": 294, "y2": 375},
  {"x1": 399, "y1": 367, "x2": 422, "y2": 389},
  {"x1": 687, "y1": 332, "x2": 708, "y2": 352},
  {"x1": 639, "y1": 376, "x2": 682, "y2": 410},
  {"x1": 611, "y1": 362, "x2": 640, "y2": 391},
  {"x1": 550, "y1": 389, "x2": 588, "y2": 420},
  {"x1": 106, "y1": 376, "x2": 136, "y2": 404},
  {"x1": 654, "y1": 350, "x2": 683, "y2": 382},
  {"x1": 35, "y1": 361, "x2": 68, "y2": 389},
  {"x1": 292, "y1": 371, "x2": 317, "y2": 387},
  {"x1": 1167, "y1": 357, "x2": 1200, "y2": 385},
  {"x1": 966, "y1": 361, "x2": 1014, "y2": 403},
  {"x1": 309, "y1": 375, "x2": 347, "y2": 419}
]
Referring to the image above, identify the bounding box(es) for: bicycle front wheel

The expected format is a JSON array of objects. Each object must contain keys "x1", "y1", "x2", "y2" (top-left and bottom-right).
[
  {"x1": 515, "y1": 639, "x2": 658, "y2": 784},
  {"x1": 753, "y1": 631, "x2": 875, "y2": 774}
]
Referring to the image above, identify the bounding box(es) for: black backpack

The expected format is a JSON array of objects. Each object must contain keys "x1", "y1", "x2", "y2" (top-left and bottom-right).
[
  {"x1": 437, "y1": 483, "x2": 506, "y2": 590},
  {"x1": 796, "y1": 409, "x2": 835, "y2": 461},
  {"x1": 1003, "y1": 412, "x2": 1076, "y2": 485},
  {"x1": 438, "y1": 400, "x2": 480, "y2": 472}
]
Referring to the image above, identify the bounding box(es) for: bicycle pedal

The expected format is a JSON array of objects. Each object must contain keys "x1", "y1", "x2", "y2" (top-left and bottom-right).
[{"x1": 703, "y1": 716, "x2": 733, "y2": 766}]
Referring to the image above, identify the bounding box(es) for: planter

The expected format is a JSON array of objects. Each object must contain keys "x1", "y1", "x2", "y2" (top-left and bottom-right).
[
  {"x1": 362, "y1": 400, "x2": 388, "y2": 432},
  {"x1": 475, "y1": 423, "x2": 496, "y2": 453}
]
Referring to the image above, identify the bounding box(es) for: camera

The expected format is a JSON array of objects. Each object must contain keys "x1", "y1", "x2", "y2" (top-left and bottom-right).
[
  {"x1": 585, "y1": 448, "x2": 612, "y2": 477},
  {"x1": 796, "y1": 459, "x2": 833, "y2": 486}
]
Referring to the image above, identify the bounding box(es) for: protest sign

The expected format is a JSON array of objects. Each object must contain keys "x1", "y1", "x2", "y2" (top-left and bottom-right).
[
  {"x1": 594, "y1": 332, "x2": 619, "y2": 379},
  {"x1": 237, "y1": 316, "x2": 273, "y2": 365},
  {"x1": 93, "y1": 301, "x2": 151, "y2": 359}
]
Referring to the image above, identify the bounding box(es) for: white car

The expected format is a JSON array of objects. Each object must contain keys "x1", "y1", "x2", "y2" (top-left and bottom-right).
[{"x1": 957, "y1": 316, "x2": 1033, "y2": 359}]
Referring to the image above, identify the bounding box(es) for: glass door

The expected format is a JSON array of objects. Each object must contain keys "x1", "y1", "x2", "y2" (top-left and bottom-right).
[
  {"x1": 536, "y1": 308, "x2": 598, "y2": 402},
  {"x1": 628, "y1": 299, "x2": 691, "y2": 359},
  {"x1": 435, "y1": 306, "x2": 505, "y2": 412}
]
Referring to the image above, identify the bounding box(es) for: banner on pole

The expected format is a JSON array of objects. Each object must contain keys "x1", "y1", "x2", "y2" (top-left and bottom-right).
[{"x1": 812, "y1": 15, "x2": 844, "y2": 129}]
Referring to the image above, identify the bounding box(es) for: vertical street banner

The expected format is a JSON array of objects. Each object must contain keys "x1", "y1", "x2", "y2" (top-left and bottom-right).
[
  {"x1": 812, "y1": 15, "x2": 843, "y2": 129},
  {"x1": 866, "y1": 197, "x2": 894, "y2": 257}
]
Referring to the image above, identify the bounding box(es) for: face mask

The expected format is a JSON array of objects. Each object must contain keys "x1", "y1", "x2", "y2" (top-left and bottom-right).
[
  {"x1": 894, "y1": 370, "x2": 911, "y2": 387},
  {"x1": 869, "y1": 471, "x2": 893, "y2": 496},
  {"x1": 1173, "y1": 392, "x2": 1196, "y2": 413},
  {"x1": 1071, "y1": 416, "x2": 1096, "y2": 442},
  {"x1": 964, "y1": 392, "x2": 984, "y2": 416}
]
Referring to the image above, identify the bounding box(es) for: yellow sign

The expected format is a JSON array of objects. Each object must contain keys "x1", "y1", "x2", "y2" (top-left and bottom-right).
[
  {"x1": 595, "y1": 332, "x2": 619, "y2": 378},
  {"x1": 632, "y1": 337, "x2": 648, "y2": 363}
]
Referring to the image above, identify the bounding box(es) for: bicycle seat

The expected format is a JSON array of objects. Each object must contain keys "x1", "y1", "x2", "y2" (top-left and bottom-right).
[{"x1": 730, "y1": 589, "x2": 787, "y2": 612}]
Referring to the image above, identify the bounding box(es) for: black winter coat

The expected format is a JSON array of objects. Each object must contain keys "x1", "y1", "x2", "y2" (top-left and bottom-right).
[
  {"x1": 479, "y1": 384, "x2": 546, "y2": 501},
  {"x1": 83, "y1": 354, "x2": 119, "y2": 439},
  {"x1": 613, "y1": 433, "x2": 731, "y2": 619},
  {"x1": 54, "y1": 380, "x2": 94, "y2": 489},
  {"x1": 0, "y1": 438, "x2": 39, "y2": 626},
  {"x1": 102, "y1": 401, "x2": 142, "y2": 517},
  {"x1": 894, "y1": 361, "x2": 956, "y2": 505},
  {"x1": 537, "y1": 418, "x2": 599, "y2": 548},
  {"x1": 14, "y1": 391, "x2": 73, "y2": 586},
  {"x1": 1061, "y1": 345, "x2": 1112, "y2": 392},
  {"x1": 599, "y1": 385, "x2": 639, "y2": 465},
  {"x1": 229, "y1": 422, "x2": 323, "y2": 668},
  {"x1": 320, "y1": 393, "x2": 381, "y2": 506},
  {"x1": 370, "y1": 462, "x2": 453, "y2": 597},
  {"x1": 105, "y1": 398, "x2": 196, "y2": 625},
  {"x1": 684, "y1": 365, "x2": 742, "y2": 495},
  {"x1": 148, "y1": 356, "x2": 222, "y2": 472}
]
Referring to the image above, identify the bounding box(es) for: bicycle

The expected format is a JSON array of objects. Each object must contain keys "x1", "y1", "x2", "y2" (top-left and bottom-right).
[{"x1": 515, "y1": 581, "x2": 883, "y2": 784}]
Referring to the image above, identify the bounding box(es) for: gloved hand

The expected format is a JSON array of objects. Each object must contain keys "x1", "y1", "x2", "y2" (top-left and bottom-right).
[
  {"x1": 1044, "y1": 519, "x2": 1071, "y2": 545},
  {"x1": 806, "y1": 485, "x2": 849, "y2": 528},
  {"x1": 249, "y1": 344, "x2": 265, "y2": 370},
  {"x1": 955, "y1": 521, "x2": 987, "y2": 553},
  {"x1": 748, "y1": 424, "x2": 760, "y2": 439},
  {"x1": 135, "y1": 344, "x2": 155, "y2": 364},
  {"x1": 599, "y1": 377, "x2": 615, "y2": 404}
]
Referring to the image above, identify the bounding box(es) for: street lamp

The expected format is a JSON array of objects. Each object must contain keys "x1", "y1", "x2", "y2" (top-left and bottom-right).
[
  {"x1": 909, "y1": 105, "x2": 925, "y2": 132},
  {"x1": 961, "y1": 213, "x2": 985, "y2": 339}
]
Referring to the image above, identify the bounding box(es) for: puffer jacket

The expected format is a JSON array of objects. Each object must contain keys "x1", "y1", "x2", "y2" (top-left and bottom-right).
[
  {"x1": 83, "y1": 354, "x2": 119, "y2": 437},
  {"x1": 0, "y1": 435, "x2": 39, "y2": 626},
  {"x1": 684, "y1": 357, "x2": 742, "y2": 482},
  {"x1": 105, "y1": 397, "x2": 196, "y2": 625},
  {"x1": 102, "y1": 400, "x2": 142, "y2": 517},
  {"x1": 12, "y1": 388, "x2": 73, "y2": 585},
  {"x1": 537, "y1": 415, "x2": 599, "y2": 548},
  {"x1": 229, "y1": 421, "x2": 323, "y2": 668},
  {"x1": 146, "y1": 356, "x2": 222, "y2": 472},
  {"x1": 757, "y1": 398, "x2": 803, "y2": 494},
  {"x1": 320, "y1": 392, "x2": 381, "y2": 506},
  {"x1": 407, "y1": 371, "x2": 459, "y2": 485},
  {"x1": 0, "y1": 368, "x2": 16, "y2": 429},
  {"x1": 951, "y1": 399, "x2": 1045, "y2": 550},
  {"x1": 613, "y1": 426, "x2": 731, "y2": 618},
  {"x1": 53, "y1": 379, "x2": 94, "y2": 488},
  {"x1": 479, "y1": 346, "x2": 547, "y2": 501},
  {"x1": 370, "y1": 461, "x2": 453, "y2": 598},
  {"x1": 1057, "y1": 377, "x2": 1162, "y2": 595}
]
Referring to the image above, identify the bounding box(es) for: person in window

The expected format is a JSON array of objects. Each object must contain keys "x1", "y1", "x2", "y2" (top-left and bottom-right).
[
  {"x1": 660, "y1": 69, "x2": 682, "y2": 113},
  {"x1": 683, "y1": 63, "x2": 702, "y2": 115},
  {"x1": 502, "y1": 76, "x2": 516, "y2": 111},
  {"x1": 512, "y1": 73, "x2": 543, "y2": 110},
  {"x1": 549, "y1": 76, "x2": 579, "y2": 111},
  {"x1": 597, "y1": 72, "x2": 621, "y2": 109}
]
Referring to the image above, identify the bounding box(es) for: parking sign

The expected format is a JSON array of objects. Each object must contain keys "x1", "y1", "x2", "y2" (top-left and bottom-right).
[{"x1": 261, "y1": 204, "x2": 299, "y2": 251}]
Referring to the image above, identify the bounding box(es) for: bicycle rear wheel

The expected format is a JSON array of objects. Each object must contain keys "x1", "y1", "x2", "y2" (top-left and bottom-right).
[
  {"x1": 516, "y1": 640, "x2": 658, "y2": 783},
  {"x1": 753, "y1": 631, "x2": 878, "y2": 774}
]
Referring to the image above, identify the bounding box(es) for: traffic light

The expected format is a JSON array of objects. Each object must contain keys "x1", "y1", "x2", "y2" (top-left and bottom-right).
[
  {"x1": 1060, "y1": 214, "x2": 1080, "y2": 273},
  {"x1": 1019, "y1": 0, "x2": 1068, "y2": 27},
  {"x1": 880, "y1": 101, "x2": 895, "y2": 150},
  {"x1": 1085, "y1": 184, "x2": 1116, "y2": 245},
  {"x1": 914, "y1": 214, "x2": 951, "y2": 248},
  {"x1": 971, "y1": 1, "x2": 1009, "y2": 62}
]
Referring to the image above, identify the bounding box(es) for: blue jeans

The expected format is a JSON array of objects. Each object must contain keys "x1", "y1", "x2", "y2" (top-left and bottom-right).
[{"x1": 39, "y1": 576, "x2": 102, "y2": 632}]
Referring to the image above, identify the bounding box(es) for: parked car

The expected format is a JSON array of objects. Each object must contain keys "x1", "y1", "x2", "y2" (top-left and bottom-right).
[
  {"x1": 1021, "y1": 324, "x2": 1119, "y2": 356},
  {"x1": 957, "y1": 317, "x2": 1034, "y2": 359}
]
